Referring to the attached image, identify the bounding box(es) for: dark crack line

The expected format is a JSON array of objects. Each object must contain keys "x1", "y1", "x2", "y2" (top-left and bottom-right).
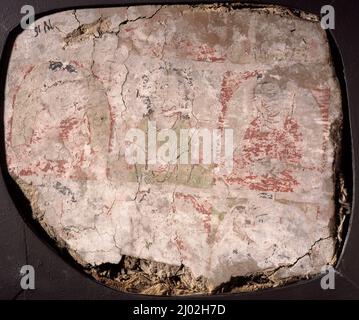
[
  {"x1": 116, "y1": 6, "x2": 164, "y2": 35},
  {"x1": 269, "y1": 236, "x2": 333, "y2": 276},
  {"x1": 120, "y1": 64, "x2": 129, "y2": 113},
  {"x1": 73, "y1": 10, "x2": 81, "y2": 26}
]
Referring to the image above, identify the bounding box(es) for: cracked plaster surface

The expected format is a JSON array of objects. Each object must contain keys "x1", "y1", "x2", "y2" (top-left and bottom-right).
[{"x1": 4, "y1": 5, "x2": 342, "y2": 291}]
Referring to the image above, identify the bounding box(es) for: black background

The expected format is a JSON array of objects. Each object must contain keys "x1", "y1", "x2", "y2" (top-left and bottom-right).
[{"x1": 0, "y1": 0, "x2": 358, "y2": 300}]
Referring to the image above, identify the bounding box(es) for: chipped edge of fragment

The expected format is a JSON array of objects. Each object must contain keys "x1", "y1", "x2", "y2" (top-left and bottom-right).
[{"x1": 189, "y1": 2, "x2": 320, "y2": 22}]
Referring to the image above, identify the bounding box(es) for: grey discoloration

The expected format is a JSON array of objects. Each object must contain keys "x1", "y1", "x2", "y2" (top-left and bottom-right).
[
  {"x1": 49, "y1": 61, "x2": 63, "y2": 71},
  {"x1": 54, "y1": 181, "x2": 76, "y2": 202}
]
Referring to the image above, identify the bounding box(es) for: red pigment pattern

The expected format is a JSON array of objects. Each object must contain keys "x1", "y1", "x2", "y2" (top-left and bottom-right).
[
  {"x1": 218, "y1": 70, "x2": 303, "y2": 192},
  {"x1": 219, "y1": 70, "x2": 258, "y2": 129},
  {"x1": 175, "y1": 192, "x2": 211, "y2": 234}
]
